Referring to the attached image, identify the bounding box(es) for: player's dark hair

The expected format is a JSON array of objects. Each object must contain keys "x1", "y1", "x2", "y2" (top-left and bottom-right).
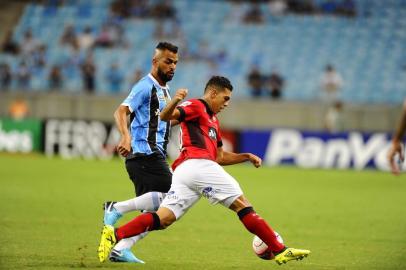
[
  {"x1": 156, "y1": 42, "x2": 178, "y2": 53},
  {"x1": 204, "y1": 76, "x2": 233, "y2": 93}
]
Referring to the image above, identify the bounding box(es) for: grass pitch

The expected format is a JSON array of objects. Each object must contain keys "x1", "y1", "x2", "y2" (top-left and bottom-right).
[{"x1": 0, "y1": 153, "x2": 405, "y2": 270}]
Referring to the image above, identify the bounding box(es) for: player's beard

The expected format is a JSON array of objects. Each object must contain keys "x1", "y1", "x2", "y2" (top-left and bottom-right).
[{"x1": 157, "y1": 68, "x2": 174, "y2": 83}]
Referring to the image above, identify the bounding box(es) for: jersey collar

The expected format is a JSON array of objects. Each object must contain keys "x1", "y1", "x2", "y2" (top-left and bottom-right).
[
  {"x1": 198, "y1": 99, "x2": 214, "y2": 117},
  {"x1": 148, "y1": 73, "x2": 169, "y2": 90}
]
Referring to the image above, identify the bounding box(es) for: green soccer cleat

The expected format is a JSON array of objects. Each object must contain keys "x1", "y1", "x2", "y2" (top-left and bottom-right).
[
  {"x1": 274, "y1": 247, "x2": 310, "y2": 265},
  {"x1": 97, "y1": 225, "x2": 117, "y2": 262}
]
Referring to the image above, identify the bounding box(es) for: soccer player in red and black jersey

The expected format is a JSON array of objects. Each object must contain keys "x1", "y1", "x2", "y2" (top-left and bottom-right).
[{"x1": 98, "y1": 76, "x2": 311, "y2": 265}]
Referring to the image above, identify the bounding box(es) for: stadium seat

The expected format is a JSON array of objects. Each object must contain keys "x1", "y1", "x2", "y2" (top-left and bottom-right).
[{"x1": 1, "y1": 0, "x2": 405, "y2": 103}]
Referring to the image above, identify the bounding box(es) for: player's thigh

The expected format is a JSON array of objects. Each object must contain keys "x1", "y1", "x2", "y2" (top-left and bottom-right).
[
  {"x1": 160, "y1": 182, "x2": 200, "y2": 220},
  {"x1": 160, "y1": 164, "x2": 202, "y2": 220},
  {"x1": 193, "y1": 160, "x2": 243, "y2": 208}
]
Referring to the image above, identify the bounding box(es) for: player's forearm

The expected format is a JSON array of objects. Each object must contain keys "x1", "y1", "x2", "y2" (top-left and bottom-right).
[
  {"x1": 393, "y1": 109, "x2": 406, "y2": 143},
  {"x1": 160, "y1": 97, "x2": 182, "y2": 121},
  {"x1": 217, "y1": 152, "x2": 250, "y2": 166},
  {"x1": 114, "y1": 106, "x2": 130, "y2": 137}
]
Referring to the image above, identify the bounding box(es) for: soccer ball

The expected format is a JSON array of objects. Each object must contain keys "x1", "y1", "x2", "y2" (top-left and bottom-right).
[{"x1": 252, "y1": 232, "x2": 284, "y2": 260}]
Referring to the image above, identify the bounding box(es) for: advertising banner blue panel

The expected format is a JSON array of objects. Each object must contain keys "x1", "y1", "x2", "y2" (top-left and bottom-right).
[{"x1": 240, "y1": 129, "x2": 398, "y2": 171}]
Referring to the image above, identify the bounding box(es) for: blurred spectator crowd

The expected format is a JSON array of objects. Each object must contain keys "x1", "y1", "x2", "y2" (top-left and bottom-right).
[
  {"x1": 247, "y1": 66, "x2": 285, "y2": 99},
  {"x1": 1, "y1": 25, "x2": 128, "y2": 93},
  {"x1": 0, "y1": 0, "x2": 405, "y2": 105},
  {"x1": 0, "y1": 0, "x2": 357, "y2": 96},
  {"x1": 231, "y1": 0, "x2": 356, "y2": 25}
]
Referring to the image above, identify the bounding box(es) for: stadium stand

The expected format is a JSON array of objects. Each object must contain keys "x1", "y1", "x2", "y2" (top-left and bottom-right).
[{"x1": 1, "y1": 0, "x2": 405, "y2": 104}]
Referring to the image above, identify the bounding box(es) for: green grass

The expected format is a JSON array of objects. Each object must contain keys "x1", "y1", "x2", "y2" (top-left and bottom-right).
[{"x1": 0, "y1": 153, "x2": 406, "y2": 270}]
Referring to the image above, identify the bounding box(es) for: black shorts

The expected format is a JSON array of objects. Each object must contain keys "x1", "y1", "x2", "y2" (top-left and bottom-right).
[{"x1": 125, "y1": 153, "x2": 172, "y2": 196}]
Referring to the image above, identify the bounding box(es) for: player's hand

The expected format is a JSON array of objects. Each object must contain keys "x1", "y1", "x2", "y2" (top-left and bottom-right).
[
  {"x1": 387, "y1": 140, "x2": 404, "y2": 175},
  {"x1": 248, "y1": 153, "x2": 262, "y2": 168},
  {"x1": 174, "y1": 88, "x2": 188, "y2": 102},
  {"x1": 117, "y1": 135, "x2": 131, "y2": 157}
]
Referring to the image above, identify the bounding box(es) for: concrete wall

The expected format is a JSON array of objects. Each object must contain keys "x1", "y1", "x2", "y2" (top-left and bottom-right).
[
  {"x1": 0, "y1": 91, "x2": 401, "y2": 132},
  {"x1": 219, "y1": 99, "x2": 401, "y2": 132}
]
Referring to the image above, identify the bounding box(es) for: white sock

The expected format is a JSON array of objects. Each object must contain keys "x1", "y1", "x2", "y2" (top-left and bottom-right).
[
  {"x1": 114, "y1": 232, "x2": 149, "y2": 251},
  {"x1": 114, "y1": 192, "x2": 166, "y2": 214}
]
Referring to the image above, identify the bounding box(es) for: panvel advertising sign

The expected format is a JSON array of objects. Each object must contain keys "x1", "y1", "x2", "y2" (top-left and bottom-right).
[{"x1": 240, "y1": 129, "x2": 401, "y2": 171}]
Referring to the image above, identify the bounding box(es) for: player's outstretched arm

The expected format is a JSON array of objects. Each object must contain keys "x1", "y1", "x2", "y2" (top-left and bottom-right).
[
  {"x1": 216, "y1": 147, "x2": 262, "y2": 168},
  {"x1": 160, "y1": 88, "x2": 188, "y2": 121},
  {"x1": 387, "y1": 101, "x2": 406, "y2": 175}
]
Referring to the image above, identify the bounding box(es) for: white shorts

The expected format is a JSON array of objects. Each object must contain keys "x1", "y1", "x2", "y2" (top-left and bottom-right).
[{"x1": 160, "y1": 159, "x2": 243, "y2": 219}]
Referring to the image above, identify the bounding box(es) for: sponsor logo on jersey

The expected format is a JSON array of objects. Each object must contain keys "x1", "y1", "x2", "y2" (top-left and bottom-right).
[
  {"x1": 208, "y1": 127, "x2": 217, "y2": 140},
  {"x1": 158, "y1": 93, "x2": 166, "y2": 101},
  {"x1": 179, "y1": 101, "x2": 192, "y2": 107}
]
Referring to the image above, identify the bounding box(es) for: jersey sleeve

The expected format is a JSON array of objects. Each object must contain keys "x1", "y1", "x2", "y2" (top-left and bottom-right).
[
  {"x1": 121, "y1": 82, "x2": 149, "y2": 112},
  {"x1": 176, "y1": 100, "x2": 202, "y2": 122}
]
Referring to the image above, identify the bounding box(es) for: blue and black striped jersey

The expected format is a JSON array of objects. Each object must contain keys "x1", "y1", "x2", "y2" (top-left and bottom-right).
[{"x1": 122, "y1": 74, "x2": 171, "y2": 157}]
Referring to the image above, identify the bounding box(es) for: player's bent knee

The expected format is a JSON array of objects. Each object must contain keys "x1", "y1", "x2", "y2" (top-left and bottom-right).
[
  {"x1": 159, "y1": 218, "x2": 174, "y2": 229},
  {"x1": 156, "y1": 207, "x2": 176, "y2": 229}
]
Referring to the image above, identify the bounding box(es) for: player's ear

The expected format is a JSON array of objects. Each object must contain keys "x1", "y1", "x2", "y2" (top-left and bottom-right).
[{"x1": 210, "y1": 88, "x2": 217, "y2": 98}]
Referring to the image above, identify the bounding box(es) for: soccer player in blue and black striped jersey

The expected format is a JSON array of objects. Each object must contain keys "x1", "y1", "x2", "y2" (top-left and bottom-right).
[{"x1": 101, "y1": 42, "x2": 182, "y2": 263}]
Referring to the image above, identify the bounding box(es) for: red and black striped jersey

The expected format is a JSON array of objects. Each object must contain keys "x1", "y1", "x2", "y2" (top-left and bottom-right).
[{"x1": 172, "y1": 99, "x2": 223, "y2": 170}]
